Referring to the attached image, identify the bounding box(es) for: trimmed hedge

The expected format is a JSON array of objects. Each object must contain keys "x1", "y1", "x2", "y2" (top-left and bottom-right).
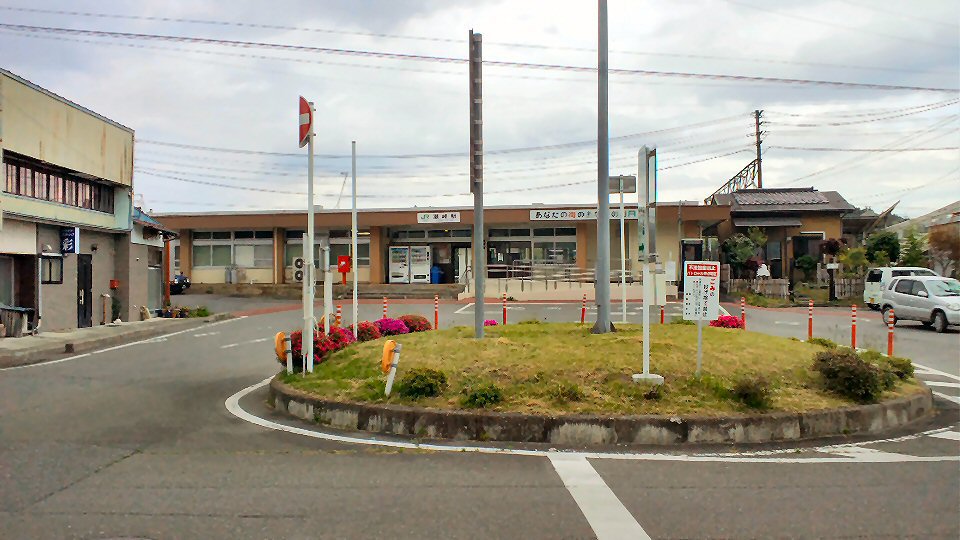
[{"x1": 813, "y1": 349, "x2": 884, "y2": 403}]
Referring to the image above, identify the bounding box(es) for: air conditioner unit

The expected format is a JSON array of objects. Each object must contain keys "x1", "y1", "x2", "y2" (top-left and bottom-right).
[{"x1": 293, "y1": 257, "x2": 305, "y2": 282}]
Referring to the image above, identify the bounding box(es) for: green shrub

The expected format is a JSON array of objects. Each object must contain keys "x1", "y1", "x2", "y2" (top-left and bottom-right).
[
  {"x1": 670, "y1": 317, "x2": 695, "y2": 325},
  {"x1": 191, "y1": 306, "x2": 211, "y2": 318},
  {"x1": 461, "y1": 382, "x2": 504, "y2": 408},
  {"x1": 549, "y1": 381, "x2": 585, "y2": 402},
  {"x1": 518, "y1": 319, "x2": 542, "y2": 325},
  {"x1": 397, "y1": 368, "x2": 448, "y2": 399},
  {"x1": 732, "y1": 375, "x2": 772, "y2": 409},
  {"x1": 858, "y1": 350, "x2": 913, "y2": 380},
  {"x1": 808, "y1": 337, "x2": 838, "y2": 349},
  {"x1": 813, "y1": 349, "x2": 884, "y2": 403},
  {"x1": 642, "y1": 383, "x2": 664, "y2": 401}
]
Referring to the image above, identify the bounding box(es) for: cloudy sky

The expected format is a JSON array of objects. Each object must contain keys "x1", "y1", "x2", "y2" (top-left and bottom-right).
[{"x1": 1, "y1": 0, "x2": 957, "y2": 217}]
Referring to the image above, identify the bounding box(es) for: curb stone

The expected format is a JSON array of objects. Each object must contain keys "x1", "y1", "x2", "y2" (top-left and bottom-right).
[
  {"x1": 268, "y1": 376, "x2": 934, "y2": 446},
  {"x1": 0, "y1": 313, "x2": 233, "y2": 368}
]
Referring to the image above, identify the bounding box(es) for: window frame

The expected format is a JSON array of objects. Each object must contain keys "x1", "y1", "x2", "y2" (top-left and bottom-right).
[{"x1": 40, "y1": 256, "x2": 64, "y2": 284}]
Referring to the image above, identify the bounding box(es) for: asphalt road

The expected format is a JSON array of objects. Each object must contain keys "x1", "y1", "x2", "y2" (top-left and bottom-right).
[{"x1": 0, "y1": 299, "x2": 957, "y2": 539}]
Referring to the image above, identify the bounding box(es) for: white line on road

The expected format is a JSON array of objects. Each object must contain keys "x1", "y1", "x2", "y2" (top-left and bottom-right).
[
  {"x1": 929, "y1": 431, "x2": 960, "y2": 441},
  {"x1": 0, "y1": 317, "x2": 244, "y2": 372},
  {"x1": 774, "y1": 321, "x2": 801, "y2": 326},
  {"x1": 913, "y1": 362, "x2": 960, "y2": 382},
  {"x1": 224, "y1": 378, "x2": 960, "y2": 463},
  {"x1": 549, "y1": 454, "x2": 651, "y2": 540},
  {"x1": 925, "y1": 381, "x2": 960, "y2": 389},
  {"x1": 933, "y1": 391, "x2": 960, "y2": 405},
  {"x1": 192, "y1": 331, "x2": 221, "y2": 337},
  {"x1": 454, "y1": 303, "x2": 474, "y2": 314},
  {"x1": 220, "y1": 337, "x2": 270, "y2": 349}
]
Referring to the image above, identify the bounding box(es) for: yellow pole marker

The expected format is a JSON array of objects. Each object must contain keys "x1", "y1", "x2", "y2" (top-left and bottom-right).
[
  {"x1": 275, "y1": 332, "x2": 291, "y2": 373},
  {"x1": 381, "y1": 340, "x2": 402, "y2": 396}
]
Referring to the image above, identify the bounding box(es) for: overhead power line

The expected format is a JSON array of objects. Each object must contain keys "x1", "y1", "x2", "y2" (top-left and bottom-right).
[
  {"x1": 0, "y1": 5, "x2": 945, "y2": 75},
  {"x1": 0, "y1": 23, "x2": 955, "y2": 93},
  {"x1": 769, "y1": 145, "x2": 959, "y2": 152}
]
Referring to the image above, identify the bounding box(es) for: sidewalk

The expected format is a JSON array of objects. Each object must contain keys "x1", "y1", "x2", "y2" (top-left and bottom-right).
[{"x1": 0, "y1": 313, "x2": 232, "y2": 369}]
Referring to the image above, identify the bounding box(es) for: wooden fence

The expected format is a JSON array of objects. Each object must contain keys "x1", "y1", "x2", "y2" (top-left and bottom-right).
[{"x1": 727, "y1": 278, "x2": 790, "y2": 298}]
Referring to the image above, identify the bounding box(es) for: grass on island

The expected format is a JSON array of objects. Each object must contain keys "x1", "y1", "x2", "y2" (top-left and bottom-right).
[{"x1": 280, "y1": 322, "x2": 923, "y2": 416}]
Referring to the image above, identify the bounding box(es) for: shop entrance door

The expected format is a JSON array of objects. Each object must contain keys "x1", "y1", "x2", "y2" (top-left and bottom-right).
[{"x1": 77, "y1": 254, "x2": 93, "y2": 328}]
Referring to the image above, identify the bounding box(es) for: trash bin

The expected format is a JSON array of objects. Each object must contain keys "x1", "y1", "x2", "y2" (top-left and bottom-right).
[{"x1": 430, "y1": 265, "x2": 443, "y2": 284}]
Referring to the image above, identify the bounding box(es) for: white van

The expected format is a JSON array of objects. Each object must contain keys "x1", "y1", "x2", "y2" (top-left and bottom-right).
[{"x1": 864, "y1": 266, "x2": 939, "y2": 310}]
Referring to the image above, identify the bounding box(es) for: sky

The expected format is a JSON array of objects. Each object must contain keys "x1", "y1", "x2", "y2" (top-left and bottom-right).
[{"x1": 0, "y1": 0, "x2": 958, "y2": 217}]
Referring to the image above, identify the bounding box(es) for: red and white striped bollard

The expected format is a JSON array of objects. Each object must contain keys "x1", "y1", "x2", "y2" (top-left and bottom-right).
[
  {"x1": 851, "y1": 304, "x2": 857, "y2": 349},
  {"x1": 887, "y1": 308, "x2": 895, "y2": 356},
  {"x1": 434, "y1": 294, "x2": 439, "y2": 330},
  {"x1": 382, "y1": 297, "x2": 388, "y2": 319},
  {"x1": 580, "y1": 293, "x2": 587, "y2": 324},
  {"x1": 335, "y1": 304, "x2": 342, "y2": 327},
  {"x1": 740, "y1": 297, "x2": 746, "y2": 330},
  {"x1": 502, "y1": 293, "x2": 507, "y2": 325},
  {"x1": 807, "y1": 299, "x2": 814, "y2": 341}
]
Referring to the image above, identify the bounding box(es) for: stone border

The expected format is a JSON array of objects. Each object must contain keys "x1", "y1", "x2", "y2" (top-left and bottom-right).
[{"x1": 268, "y1": 376, "x2": 934, "y2": 446}]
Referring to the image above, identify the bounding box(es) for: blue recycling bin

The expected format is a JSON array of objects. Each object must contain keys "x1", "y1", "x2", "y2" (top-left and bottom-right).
[{"x1": 430, "y1": 265, "x2": 443, "y2": 284}]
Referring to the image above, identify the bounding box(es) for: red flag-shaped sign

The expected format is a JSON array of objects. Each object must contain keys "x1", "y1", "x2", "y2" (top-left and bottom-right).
[{"x1": 298, "y1": 96, "x2": 312, "y2": 148}]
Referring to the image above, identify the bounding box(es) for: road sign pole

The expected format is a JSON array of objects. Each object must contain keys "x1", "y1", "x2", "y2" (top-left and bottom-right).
[
  {"x1": 619, "y1": 181, "x2": 627, "y2": 324},
  {"x1": 351, "y1": 141, "x2": 359, "y2": 335},
  {"x1": 696, "y1": 290, "x2": 704, "y2": 377},
  {"x1": 305, "y1": 102, "x2": 315, "y2": 374},
  {"x1": 633, "y1": 147, "x2": 663, "y2": 385}
]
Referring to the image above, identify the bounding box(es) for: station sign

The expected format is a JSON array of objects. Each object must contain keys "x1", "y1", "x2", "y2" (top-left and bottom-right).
[
  {"x1": 530, "y1": 209, "x2": 638, "y2": 221},
  {"x1": 417, "y1": 211, "x2": 461, "y2": 224}
]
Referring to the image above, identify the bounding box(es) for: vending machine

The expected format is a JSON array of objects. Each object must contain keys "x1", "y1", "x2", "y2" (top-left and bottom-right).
[
  {"x1": 388, "y1": 246, "x2": 410, "y2": 284},
  {"x1": 409, "y1": 246, "x2": 432, "y2": 284}
]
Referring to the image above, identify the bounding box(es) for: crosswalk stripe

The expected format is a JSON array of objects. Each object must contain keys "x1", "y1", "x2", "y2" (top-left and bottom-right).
[
  {"x1": 932, "y1": 391, "x2": 960, "y2": 405},
  {"x1": 925, "y1": 381, "x2": 960, "y2": 389}
]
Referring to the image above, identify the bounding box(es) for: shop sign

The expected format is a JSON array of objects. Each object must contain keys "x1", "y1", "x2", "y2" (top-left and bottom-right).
[
  {"x1": 60, "y1": 226, "x2": 80, "y2": 254},
  {"x1": 417, "y1": 212, "x2": 461, "y2": 224},
  {"x1": 682, "y1": 261, "x2": 720, "y2": 321},
  {"x1": 530, "y1": 209, "x2": 639, "y2": 221}
]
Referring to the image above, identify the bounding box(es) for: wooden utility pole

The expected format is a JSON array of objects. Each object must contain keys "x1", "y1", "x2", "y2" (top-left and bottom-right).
[{"x1": 754, "y1": 109, "x2": 763, "y2": 188}]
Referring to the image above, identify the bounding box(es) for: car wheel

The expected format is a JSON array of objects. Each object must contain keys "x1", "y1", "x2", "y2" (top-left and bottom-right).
[
  {"x1": 867, "y1": 303, "x2": 880, "y2": 311},
  {"x1": 882, "y1": 307, "x2": 896, "y2": 326},
  {"x1": 921, "y1": 321, "x2": 932, "y2": 327},
  {"x1": 932, "y1": 311, "x2": 948, "y2": 333}
]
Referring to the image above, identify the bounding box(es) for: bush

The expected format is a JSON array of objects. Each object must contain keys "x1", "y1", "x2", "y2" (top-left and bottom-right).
[
  {"x1": 549, "y1": 381, "x2": 585, "y2": 403},
  {"x1": 191, "y1": 305, "x2": 211, "y2": 318},
  {"x1": 796, "y1": 255, "x2": 818, "y2": 281},
  {"x1": 398, "y1": 314, "x2": 432, "y2": 332},
  {"x1": 813, "y1": 349, "x2": 884, "y2": 402},
  {"x1": 642, "y1": 384, "x2": 664, "y2": 401},
  {"x1": 518, "y1": 319, "x2": 542, "y2": 325},
  {"x1": 732, "y1": 375, "x2": 772, "y2": 409},
  {"x1": 483, "y1": 319, "x2": 499, "y2": 326},
  {"x1": 350, "y1": 320, "x2": 381, "y2": 342},
  {"x1": 859, "y1": 350, "x2": 913, "y2": 381},
  {"x1": 808, "y1": 337, "x2": 838, "y2": 349},
  {"x1": 374, "y1": 317, "x2": 409, "y2": 336},
  {"x1": 397, "y1": 367, "x2": 448, "y2": 399},
  {"x1": 671, "y1": 317, "x2": 695, "y2": 325},
  {"x1": 461, "y1": 382, "x2": 504, "y2": 408},
  {"x1": 327, "y1": 326, "x2": 356, "y2": 349},
  {"x1": 710, "y1": 315, "x2": 744, "y2": 329},
  {"x1": 288, "y1": 326, "x2": 356, "y2": 369}
]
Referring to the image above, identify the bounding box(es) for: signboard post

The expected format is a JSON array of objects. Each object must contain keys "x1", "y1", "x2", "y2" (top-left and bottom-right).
[
  {"x1": 683, "y1": 261, "x2": 720, "y2": 376},
  {"x1": 610, "y1": 175, "x2": 637, "y2": 324}
]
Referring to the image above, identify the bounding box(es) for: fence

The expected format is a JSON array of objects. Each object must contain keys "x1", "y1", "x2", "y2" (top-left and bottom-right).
[
  {"x1": 835, "y1": 278, "x2": 864, "y2": 299},
  {"x1": 727, "y1": 278, "x2": 790, "y2": 298}
]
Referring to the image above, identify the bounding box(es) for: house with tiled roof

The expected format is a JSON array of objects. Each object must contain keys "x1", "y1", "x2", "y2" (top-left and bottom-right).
[{"x1": 710, "y1": 187, "x2": 855, "y2": 281}]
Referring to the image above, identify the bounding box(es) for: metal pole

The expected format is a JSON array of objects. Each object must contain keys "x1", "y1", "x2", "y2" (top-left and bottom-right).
[
  {"x1": 305, "y1": 104, "x2": 315, "y2": 373},
  {"x1": 696, "y1": 309, "x2": 704, "y2": 377},
  {"x1": 351, "y1": 141, "x2": 359, "y2": 334},
  {"x1": 470, "y1": 29, "x2": 485, "y2": 339},
  {"x1": 593, "y1": 0, "x2": 612, "y2": 334},
  {"x1": 323, "y1": 243, "x2": 331, "y2": 334},
  {"x1": 619, "y1": 182, "x2": 627, "y2": 323},
  {"x1": 641, "y1": 147, "x2": 651, "y2": 371}
]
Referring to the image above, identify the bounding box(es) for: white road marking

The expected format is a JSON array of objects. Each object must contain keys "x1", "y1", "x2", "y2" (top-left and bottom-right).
[
  {"x1": 549, "y1": 454, "x2": 651, "y2": 540},
  {"x1": 925, "y1": 381, "x2": 960, "y2": 389},
  {"x1": 454, "y1": 303, "x2": 474, "y2": 314},
  {"x1": 0, "y1": 317, "x2": 244, "y2": 372},
  {"x1": 828, "y1": 447, "x2": 912, "y2": 462},
  {"x1": 933, "y1": 391, "x2": 960, "y2": 405},
  {"x1": 192, "y1": 331, "x2": 221, "y2": 337},
  {"x1": 224, "y1": 378, "x2": 960, "y2": 463},
  {"x1": 929, "y1": 431, "x2": 960, "y2": 441},
  {"x1": 774, "y1": 321, "x2": 801, "y2": 326},
  {"x1": 220, "y1": 337, "x2": 270, "y2": 349},
  {"x1": 913, "y1": 362, "x2": 960, "y2": 382}
]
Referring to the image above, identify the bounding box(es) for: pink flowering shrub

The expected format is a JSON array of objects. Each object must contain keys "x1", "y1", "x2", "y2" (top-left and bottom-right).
[
  {"x1": 398, "y1": 314, "x2": 432, "y2": 332},
  {"x1": 350, "y1": 320, "x2": 382, "y2": 342},
  {"x1": 483, "y1": 319, "x2": 499, "y2": 327},
  {"x1": 710, "y1": 315, "x2": 744, "y2": 329},
  {"x1": 286, "y1": 326, "x2": 357, "y2": 370},
  {"x1": 374, "y1": 317, "x2": 410, "y2": 336}
]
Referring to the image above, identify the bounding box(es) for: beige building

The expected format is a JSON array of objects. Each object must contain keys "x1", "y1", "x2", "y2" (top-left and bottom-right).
[{"x1": 1, "y1": 67, "x2": 164, "y2": 333}]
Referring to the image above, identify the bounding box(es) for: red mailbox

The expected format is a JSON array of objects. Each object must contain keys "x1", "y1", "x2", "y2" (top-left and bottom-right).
[{"x1": 337, "y1": 256, "x2": 352, "y2": 284}]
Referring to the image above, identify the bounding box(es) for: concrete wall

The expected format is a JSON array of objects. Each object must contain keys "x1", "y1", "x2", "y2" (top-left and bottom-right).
[{"x1": 0, "y1": 71, "x2": 134, "y2": 187}]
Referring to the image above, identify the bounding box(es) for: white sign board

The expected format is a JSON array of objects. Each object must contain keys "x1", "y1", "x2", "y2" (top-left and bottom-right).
[
  {"x1": 530, "y1": 209, "x2": 638, "y2": 221},
  {"x1": 683, "y1": 261, "x2": 720, "y2": 321},
  {"x1": 417, "y1": 211, "x2": 461, "y2": 224}
]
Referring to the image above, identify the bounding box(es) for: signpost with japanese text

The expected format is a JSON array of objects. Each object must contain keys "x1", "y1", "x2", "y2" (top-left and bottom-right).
[{"x1": 683, "y1": 261, "x2": 720, "y2": 376}]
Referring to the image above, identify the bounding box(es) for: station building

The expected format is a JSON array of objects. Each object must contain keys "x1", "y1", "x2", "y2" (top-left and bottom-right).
[{"x1": 0, "y1": 68, "x2": 169, "y2": 333}]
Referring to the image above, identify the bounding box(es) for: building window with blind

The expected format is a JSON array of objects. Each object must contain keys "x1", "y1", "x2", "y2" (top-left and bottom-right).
[
  {"x1": 2, "y1": 153, "x2": 115, "y2": 214},
  {"x1": 191, "y1": 231, "x2": 274, "y2": 268}
]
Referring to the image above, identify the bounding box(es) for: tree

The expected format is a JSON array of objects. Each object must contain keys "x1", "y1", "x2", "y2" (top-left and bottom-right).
[
  {"x1": 898, "y1": 227, "x2": 928, "y2": 267},
  {"x1": 747, "y1": 227, "x2": 767, "y2": 252},
  {"x1": 839, "y1": 247, "x2": 869, "y2": 277},
  {"x1": 865, "y1": 231, "x2": 900, "y2": 265},
  {"x1": 721, "y1": 233, "x2": 757, "y2": 278},
  {"x1": 820, "y1": 238, "x2": 843, "y2": 258},
  {"x1": 928, "y1": 227, "x2": 960, "y2": 277},
  {"x1": 796, "y1": 254, "x2": 818, "y2": 282}
]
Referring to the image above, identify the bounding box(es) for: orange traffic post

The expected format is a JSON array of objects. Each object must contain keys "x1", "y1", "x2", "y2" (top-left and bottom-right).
[
  {"x1": 382, "y1": 297, "x2": 388, "y2": 319},
  {"x1": 434, "y1": 294, "x2": 439, "y2": 330},
  {"x1": 335, "y1": 304, "x2": 342, "y2": 327},
  {"x1": 580, "y1": 293, "x2": 586, "y2": 324},
  {"x1": 660, "y1": 305, "x2": 665, "y2": 325},
  {"x1": 887, "y1": 308, "x2": 895, "y2": 356},
  {"x1": 851, "y1": 304, "x2": 858, "y2": 349},
  {"x1": 808, "y1": 299, "x2": 814, "y2": 341},
  {"x1": 502, "y1": 293, "x2": 507, "y2": 325},
  {"x1": 740, "y1": 297, "x2": 746, "y2": 330}
]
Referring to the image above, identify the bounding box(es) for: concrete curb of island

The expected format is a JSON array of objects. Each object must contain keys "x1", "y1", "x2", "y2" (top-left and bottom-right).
[
  {"x1": 0, "y1": 313, "x2": 234, "y2": 368},
  {"x1": 268, "y1": 376, "x2": 934, "y2": 446}
]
